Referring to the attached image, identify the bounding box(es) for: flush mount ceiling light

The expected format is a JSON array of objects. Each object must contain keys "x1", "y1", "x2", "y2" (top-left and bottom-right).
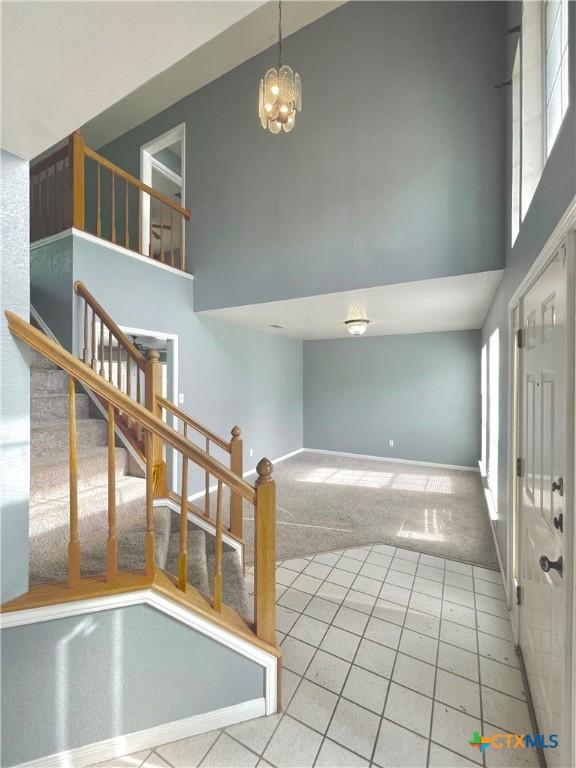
[
  {"x1": 258, "y1": 0, "x2": 302, "y2": 134},
  {"x1": 345, "y1": 319, "x2": 370, "y2": 336}
]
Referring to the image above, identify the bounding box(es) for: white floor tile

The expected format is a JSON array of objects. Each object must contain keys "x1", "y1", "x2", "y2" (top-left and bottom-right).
[
  {"x1": 336, "y1": 556, "x2": 363, "y2": 574},
  {"x1": 399, "y1": 628, "x2": 438, "y2": 665},
  {"x1": 352, "y1": 574, "x2": 382, "y2": 597},
  {"x1": 333, "y1": 605, "x2": 369, "y2": 635},
  {"x1": 444, "y1": 584, "x2": 475, "y2": 607},
  {"x1": 444, "y1": 572, "x2": 474, "y2": 592},
  {"x1": 440, "y1": 619, "x2": 478, "y2": 653},
  {"x1": 394, "y1": 546, "x2": 419, "y2": 561},
  {"x1": 367, "y1": 551, "x2": 393, "y2": 569},
  {"x1": 392, "y1": 652, "x2": 436, "y2": 697},
  {"x1": 431, "y1": 703, "x2": 482, "y2": 765},
  {"x1": 419, "y1": 554, "x2": 446, "y2": 569},
  {"x1": 476, "y1": 612, "x2": 514, "y2": 641},
  {"x1": 428, "y1": 742, "x2": 478, "y2": 767},
  {"x1": 281, "y1": 668, "x2": 301, "y2": 706},
  {"x1": 314, "y1": 552, "x2": 340, "y2": 566},
  {"x1": 364, "y1": 616, "x2": 402, "y2": 649},
  {"x1": 282, "y1": 558, "x2": 312, "y2": 573},
  {"x1": 475, "y1": 593, "x2": 509, "y2": 620},
  {"x1": 390, "y1": 556, "x2": 418, "y2": 574},
  {"x1": 326, "y1": 567, "x2": 356, "y2": 588},
  {"x1": 319, "y1": 625, "x2": 360, "y2": 661},
  {"x1": 479, "y1": 656, "x2": 526, "y2": 700},
  {"x1": 373, "y1": 598, "x2": 407, "y2": 626},
  {"x1": 315, "y1": 738, "x2": 369, "y2": 767},
  {"x1": 442, "y1": 601, "x2": 476, "y2": 629},
  {"x1": 156, "y1": 732, "x2": 219, "y2": 767},
  {"x1": 291, "y1": 573, "x2": 323, "y2": 595},
  {"x1": 289, "y1": 614, "x2": 329, "y2": 646},
  {"x1": 404, "y1": 608, "x2": 440, "y2": 638},
  {"x1": 409, "y1": 591, "x2": 442, "y2": 617},
  {"x1": 200, "y1": 733, "x2": 258, "y2": 767},
  {"x1": 478, "y1": 633, "x2": 519, "y2": 668},
  {"x1": 473, "y1": 579, "x2": 506, "y2": 601},
  {"x1": 379, "y1": 582, "x2": 411, "y2": 607},
  {"x1": 305, "y1": 649, "x2": 351, "y2": 693},
  {"x1": 437, "y1": 642, "x2": 479, "y2": 682},
  {"x1": 303, "y1": 561, "x2": 332, "y2": 580},
  {"x1": 359, "y1": 562, "x2": 389, "y2": 581},
  {"x1": 327, "y1": 698, "x2": 380, "y2": 759},
  {"x1": 416, "y1": 564, "x2": 444, "y2": 583},
  {"x1": 385, "y1": 569, "x2": 414, "y2": 590},
  {"x1": 345, "y1": 548, "x2": 370, "y2": 562},
  {"x1": 481, "y1": 687, "x2": 532, "y2": 733},
  {"x1": 384, "y1": 682, "x2": 433, "y2": 737},
  {"x1": 482, "y1": 725, "x2": 540, "y2": 767},
  {"x1": 141, "y1": 753, "x2": 173, "y2": 768},
  {"x1": 373, "y1": 720, "x2": 428, "y2": 768},
  {"x1": 434, "y1": 669, "x2": 481, "y2": 717},
  {"x1": 226, "y1": 714, "x2": 282, "y2": 756},
  {"x1": 278, "y1": 588, "x2": 312, "y2": 613},
  {"x1": 263, "y1": 715, "x2": 322, "y2": 768},
  {"x1": 276, "y1": 568, "x2": 298, "y2": 587},
  {"x1": 472, "y1": 566, "x2": 502, "y2": 584},
  {"x1": 276, "y1": 605, "x2": 300, "y2": 634},
  {"x1": 354, "y1": 638, "x2": 396, "y2": 678},
  {"x1": 342, "y1": 664, "x2": 389, "y2": 713},
  {"x1": 412, "y1": 577, "x2": 443, "y2": 599},
  {"x1": 315, "y1": 581, "x2": 348, "y2": 604},
  {"x1": 91, "y1": 750, "x2": 151, "y2": 768},
  {"x1": 281, "y1": 636, "x2": 316, "y2": 675},
  {"x1": 287, "y1": 678, "x2": 338, "y2": 734},
  {"x1": 373, "y1": 543, "x2": 397, "y2": 557},
  {"x1": 303, "y1": 595, "x2": 339, "y2": 623},
  {"x1": 444, "y1": 560, "x2": 473, "y2": 576},
  {"x1": 343, "y1": 589, "x2": 376, "y2": 615}
]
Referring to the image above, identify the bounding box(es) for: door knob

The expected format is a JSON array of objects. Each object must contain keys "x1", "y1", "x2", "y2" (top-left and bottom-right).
[
  {"x1": 539, "y1": 555, "x2": 563, "y2": 576},
  {"x1": 552, "y1": 477, "x2": 564, "y2": 496}
]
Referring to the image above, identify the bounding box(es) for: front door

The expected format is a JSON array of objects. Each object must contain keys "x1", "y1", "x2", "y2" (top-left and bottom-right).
[{"x1": 518, "y1": 245, "x2": 568, "y2": 765}]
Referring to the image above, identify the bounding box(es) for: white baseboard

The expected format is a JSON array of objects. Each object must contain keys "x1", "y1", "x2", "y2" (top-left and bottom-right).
[
  {"x1": 188, "y1": 447, "x2": 304, "y2": 501},
  {"x1": 303, "y1": 448, "x2": 479, "y2": 473},
  {"x1": 16, "y1": 698, "x2": 265, "y2": 768}
]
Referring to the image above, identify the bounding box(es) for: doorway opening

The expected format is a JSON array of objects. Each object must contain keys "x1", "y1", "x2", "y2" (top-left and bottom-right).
[{"x1": 140, "y1": 124, "x2": 185, "y2": 262}]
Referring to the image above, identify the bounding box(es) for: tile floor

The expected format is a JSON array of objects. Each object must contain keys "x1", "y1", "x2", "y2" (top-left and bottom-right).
[{"x1": 95, "y1": 544, "x2": 536, "y2": 768}]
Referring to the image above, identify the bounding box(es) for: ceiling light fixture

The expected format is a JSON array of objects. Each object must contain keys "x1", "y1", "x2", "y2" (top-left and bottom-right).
[
  {"x1": 258, "y1": 0, "x2": 302, "y2": 134},
  {"x1": 345, "y1": 319, "x2": 370, "y2": 336}
]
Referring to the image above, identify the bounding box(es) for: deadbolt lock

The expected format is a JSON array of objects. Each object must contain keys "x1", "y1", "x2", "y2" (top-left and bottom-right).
[{"x1": 552, "y1": 477, "x2": 564, "y2": 497}]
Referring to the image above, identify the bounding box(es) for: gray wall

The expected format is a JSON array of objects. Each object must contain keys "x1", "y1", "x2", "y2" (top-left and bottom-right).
[
  {"x1": 98, "y1": 1, "x2": 506, "y2": 311},
  {"x1": 0, "y1": 149, "x2": 30, "y2": 602},
  {"x1": 481, "y1": 1, "x2": 576, "y2": 569},
  {"x1": 31, "y1": 233, "x2": 304, "y2": 493},
  {"x1": 1, "y1": 604, "x2": 265, "y2": 766},
  {"x1": 304, "y1": 330, "x2": 481, "y2": 468}
]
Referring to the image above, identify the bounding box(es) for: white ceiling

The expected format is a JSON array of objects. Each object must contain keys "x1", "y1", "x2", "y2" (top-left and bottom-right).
[
  {"x1": 81, "y1": 1, "x2": 344, "y2": 149},
  {"x1": 200, "y1": 271, "x2": 504, "y2": 340},
  {"x1": 2, "y1": 1, "x2": 342, "y2": 160}
]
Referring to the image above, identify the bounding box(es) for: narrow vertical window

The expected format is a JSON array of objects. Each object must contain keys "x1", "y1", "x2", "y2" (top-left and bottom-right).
[
  {"x1": 545, "y1": 0, "x2": 570, "y2": 155},
  {"x1": 521, "y1": 1, "x2": 544, "y2": 220},
  {"x1": 511, "y1": 42, "x2": 521, "y2": 245},
  {"x1": 488, "y1": 330, "x2": 500, "y2": 513},
  {"x1": 481, "y1": 344, "x2": 488, "y2": 476}
]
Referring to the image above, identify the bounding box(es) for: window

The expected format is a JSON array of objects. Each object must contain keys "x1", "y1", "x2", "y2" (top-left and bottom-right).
[
  {"x1": 545, "y1": 0, "x2": 570, "y2": 155},
  {"x1": 487, "y1": 329, "x2": 500, "y2": 513},
  {"x1": 511, "y1": 43, "x2": 521, "y2": 245},
  {"x1": 481, "y1": 344, "x2": 488, "y2": 476},
  {"x1": 521, "y1": 1, "x2": 544, "y2": 220}
]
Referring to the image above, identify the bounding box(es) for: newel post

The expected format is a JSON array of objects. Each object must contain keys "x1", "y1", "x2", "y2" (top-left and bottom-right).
[
  {"x1": 145, "y1": 348, "x2": 167, "y2": 497},
  {"x1": 69, "y1": 131, "x2": 85, "y2": 231},
  {"x1": 254, "y1": 458, "x2": 276, "y2": 645},
  {"x1": 229, "y1": 426, "x2": 244, "y2": 539}
]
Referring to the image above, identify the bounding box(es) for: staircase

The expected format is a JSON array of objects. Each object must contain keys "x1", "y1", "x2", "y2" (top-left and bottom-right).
[{"x1": 29, "y1": 347, "x2": 250, "y2": 616}]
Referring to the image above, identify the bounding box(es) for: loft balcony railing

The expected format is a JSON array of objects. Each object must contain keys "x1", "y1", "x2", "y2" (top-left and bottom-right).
[{"x1": 30, "y1": 131, "x2": 192, "y2": 272}]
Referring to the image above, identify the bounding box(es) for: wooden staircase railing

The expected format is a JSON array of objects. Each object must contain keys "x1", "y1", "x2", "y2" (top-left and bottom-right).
[
  {"x1": 73, "y1": 281, "x2": 244, "y2": 534},
  {"x1": 4, "y1": 311, "x2": 277, "y2": 647},
  {"x1": 30, "y1": 131, "x2": 192, "y2": 272}
]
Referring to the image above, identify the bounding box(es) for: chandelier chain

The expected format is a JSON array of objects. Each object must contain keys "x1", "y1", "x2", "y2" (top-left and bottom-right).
[{"x1": 278, "y1": 0, "x2": 283, "y2": 68}]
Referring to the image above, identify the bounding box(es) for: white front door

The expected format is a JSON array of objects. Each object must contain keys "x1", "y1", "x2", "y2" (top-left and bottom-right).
[{"x1": 518, "y1": 245, "x2": 568, "y2": 765}]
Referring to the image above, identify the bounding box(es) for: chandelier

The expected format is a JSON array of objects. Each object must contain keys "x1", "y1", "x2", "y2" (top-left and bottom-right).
[{"x1": 258, "y1": 0, "x2": 302, "y2": 133}]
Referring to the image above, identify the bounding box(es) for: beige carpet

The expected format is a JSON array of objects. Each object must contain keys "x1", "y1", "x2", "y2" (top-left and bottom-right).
[{"x1": 242, "y1": 451, "x2": 498, "y2": 569}]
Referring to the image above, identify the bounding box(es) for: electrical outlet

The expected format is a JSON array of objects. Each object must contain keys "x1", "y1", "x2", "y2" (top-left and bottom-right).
[
  {"x1": 179, "y1": 393, "x2": 185, "y2": 404},
  {"x1": 249, "y1": 448, "x2": 254, "y2": 457},
  {"x1": 388, "y1": 439, "x2": 394, "y2": 448}
]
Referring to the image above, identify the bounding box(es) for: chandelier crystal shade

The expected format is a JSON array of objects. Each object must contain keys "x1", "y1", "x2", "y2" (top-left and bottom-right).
[{"x1": 258, "y1": 1, "x2": 302, "y2": 133}]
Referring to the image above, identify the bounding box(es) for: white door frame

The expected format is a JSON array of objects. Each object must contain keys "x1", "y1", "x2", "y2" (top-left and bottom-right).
[
  {"x1": 139, "y1": 123, "x2": 186, "y2": 258},
  {"x1": 120, "y1": 324, "x2": 179, "y2": 493},
  {"x1": 507, "y1": 196, "x2": 576, "y2": 764}
]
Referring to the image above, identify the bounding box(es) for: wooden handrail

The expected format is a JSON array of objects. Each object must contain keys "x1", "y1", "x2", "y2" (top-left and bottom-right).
[
  {"x1": 74, "y1": 281, "x2": 145, "y2": 368},
  {"x1": 6, "y1": 311, "x2": 256, "y2": 505},
  {"x1": 83, "y1": 146, "x2": 191, "y2": 220},
  {"x1": 157, "y1": 396, "x2": 231, "y2": 453}
]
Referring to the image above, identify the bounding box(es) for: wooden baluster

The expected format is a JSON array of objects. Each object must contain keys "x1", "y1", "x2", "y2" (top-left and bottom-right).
[
  {"x1": 91, "y1": 308, "x2": 96, "y2": 369},
  {"x1": 204, "y1": 437, "x2": 211, "y2": 519},
  {"x1": 145, "y1": 429, "x2": 155, "y2": 578},
  {"x1": 214, "y1": 480, "x2": 223, "y2": 611},
  {"x1": 96, "y1": 163, "x2": 102, "y2": 237},
  {"x1": 69, "y1": 131, "x2": 85, "y2": 231},
  {"x1": 68, "y1": 377, "x2": 81, "y2": 588},
  {"x1": 254, "y1": 459, "x2": 276, "y2": 644},
  {"x1": 170, "y1": 208, "x2": 174, "y2": 267},
  {"x1": 179, "y1": 447, "x2": 189, "y2": 591},
  {"x1": 136, "y1": 368, "x2": 143, "y2": 442},
  {"x1": 159, "y1": 203, "x2": 164, "y2": 263},
  {"x1": 145, "y1": 349, "x2": 167, "y2": 496},
  {"x1": 148, "y1": 197, "x2": 153, "y2": 259},
  {"x1": 180, "y1": 214, "x2": 185, "y2": 272},
  {"x1": 124, "y1": 179, "x2": 130, "y2": 250},
  {"x1": 111, "y1": 171, "x2": 116, "y2": 243},
  {"x1": 107, "y1": 403, "x2": 118, "y2": 581},
  {"x1": 126, "y1": 355, "x2": 132, "y2": 428},
  {"x1": 108, "y1": 332, "x2": 113, "y2": 383},
  {"x1": 230, "y1": 426, "x2": 243, "y2": 538},
  {"x1": 99, "y1": 318, "x2": 105, "y2": 376},
  {"x1": 138, "y1": 190, "x2": 142, "y2": 255},
  {"x1": 82, "y1": 300, "x2": 89, "y2": 364}
]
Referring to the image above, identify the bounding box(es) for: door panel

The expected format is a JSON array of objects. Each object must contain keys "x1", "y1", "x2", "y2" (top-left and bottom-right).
[{"x1": 519, "y1": 247, "x2": 567, "y2": 768}]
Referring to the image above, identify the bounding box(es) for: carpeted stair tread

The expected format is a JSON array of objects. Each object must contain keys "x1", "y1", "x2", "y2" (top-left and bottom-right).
[
  {"x1": 164, "y1": 521, "x2": 210, "y2": 595},
  {"x1": 31, "y1": 368, "x2": 69, "y2": 395},
  {"x1": 32, "y1": 418, "x2": 108, "y2": 454},
  {"x1": 29, "y1": 484, "x2": 172, "y2": 584},
  {"x1": 31, "y1": 392, "x2": 90, "y2": 421},
  {"x1": 207, "y1": 550, "x2": 251, "y2": 619}
]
